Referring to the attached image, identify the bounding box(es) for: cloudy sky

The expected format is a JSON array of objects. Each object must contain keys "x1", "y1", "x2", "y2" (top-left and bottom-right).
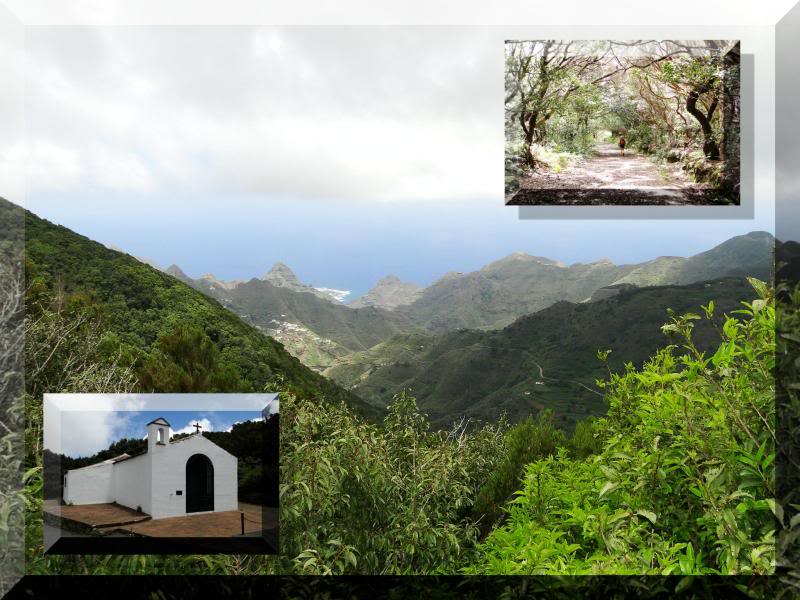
[
  {"x1": 55, "y1": 410, "x2": 266, "y2": 458},
  {"x1": 21, "y1": 27, "x2": 499, "y2": 200},
  {"x1": 15, "y1": 26, "x2": 775, "y2": 298}
]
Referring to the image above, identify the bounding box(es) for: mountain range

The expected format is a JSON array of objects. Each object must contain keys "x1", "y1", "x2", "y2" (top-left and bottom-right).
[
  {"x1": 349, "y1": 275, "x2": 423, "y2": 310},
  {"x1": 164, "y1": 232, "x2": 772, "y2": 374},
  {"x1": 17, "y1": 191, "x2": 773, "y2": 429},
  {"x1": 325, "y1": 277, "x2": 758, "y2": 429},
  {"x1": 394, "y1": 232, "x2": 773, "y2": 331},
  {"x1": 167, "y1": 266, "x2": 419, "y2": 371}
]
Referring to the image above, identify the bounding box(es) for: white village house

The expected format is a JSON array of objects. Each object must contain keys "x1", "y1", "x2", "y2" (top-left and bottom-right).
[{"x1": 63, "y1": 417, "x2": 238, "y2": 519}]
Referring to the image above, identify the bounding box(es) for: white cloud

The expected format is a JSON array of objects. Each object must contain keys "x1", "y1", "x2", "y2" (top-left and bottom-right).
[
  {"x1": 224, "y1": 416, "x2": 268, "y2": 432},
  {"x1": 171, "y1": 417, "x2": 213, "y2": 437},
  {"x1": 15, "y1": 27, "x2": 501, "y2": 201},
  {"x1": 59, "y1": 410, "x2": 135, "y2": 458}
]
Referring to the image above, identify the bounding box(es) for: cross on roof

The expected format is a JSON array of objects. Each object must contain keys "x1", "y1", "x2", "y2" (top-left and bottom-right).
[{"x1": 193, "y1": 422, "x2": 202, "y2": 434}]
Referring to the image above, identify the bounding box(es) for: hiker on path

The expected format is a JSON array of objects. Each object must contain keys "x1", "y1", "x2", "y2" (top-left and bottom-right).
[{"x1": 618, "y1": 136, "x2": 626, "y2": 156}]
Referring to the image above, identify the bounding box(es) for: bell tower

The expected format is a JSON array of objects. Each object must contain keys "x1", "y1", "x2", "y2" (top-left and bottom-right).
[{"x1": 146, "y1": 417, "x2": 170, "y2": 453}]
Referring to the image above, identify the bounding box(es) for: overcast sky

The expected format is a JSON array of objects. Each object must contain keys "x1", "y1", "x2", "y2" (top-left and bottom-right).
[
  {"x1": 15, "y1": 26, "x2": 775, "y2": 298},
  {"x1": 21, "y1": 26, "x2": 499, "y2": 201}
]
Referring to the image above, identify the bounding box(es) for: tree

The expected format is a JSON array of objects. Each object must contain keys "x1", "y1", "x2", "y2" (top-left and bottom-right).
[
  {"x1": 719, "y1": 42, "x2": 741, "y2": 198},
  {"x1": 139, "y1": 325, "x2": 247, "y2": 392},
  {"x1": 506, "y1": 41, "x2": 615, "y2": 168}
]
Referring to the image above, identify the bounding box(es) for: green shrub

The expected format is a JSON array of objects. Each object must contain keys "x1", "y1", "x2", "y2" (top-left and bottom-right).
[
  {"x1": 467, "y1": 279, "x2": 776, "y2": 575},
  {"x1": 472, "y1": 412, "x2": 565, "y2": 534},
  {"x1": 280, "y1": 390, "x2": 507, "y2": 574}
]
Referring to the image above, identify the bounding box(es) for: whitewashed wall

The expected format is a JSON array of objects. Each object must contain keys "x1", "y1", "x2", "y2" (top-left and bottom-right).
[
  {"x1": 149, "y1": 435, "x2": 237, "y2": 519},
  {"x1": 63, "y1": 462, "x2": 114, "y2": 505},
  {"x1": 63, "y1": 434, "x2": 237, "y2": 519},
  {"x1": 112, "y1": 455, "x2": 152, "y2": 515}
]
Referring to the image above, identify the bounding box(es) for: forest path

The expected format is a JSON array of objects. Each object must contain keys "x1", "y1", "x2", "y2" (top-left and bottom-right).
[{"x1": 512, "y1": 141, "x2": 717, "y2": 206}]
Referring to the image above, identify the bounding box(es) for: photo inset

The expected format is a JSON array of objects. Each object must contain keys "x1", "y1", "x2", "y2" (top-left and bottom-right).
[
  {"x1": 43, "y1": 394, "x2": 279, "y2": 554},
  {"x1": 505, "y1": 40, "x2": 741, "y2": 206}
]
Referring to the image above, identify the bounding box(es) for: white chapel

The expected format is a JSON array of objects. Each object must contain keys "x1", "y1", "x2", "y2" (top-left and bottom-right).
[{"x1": 63, "y1": 417, "x2": 238, "y2": 519}]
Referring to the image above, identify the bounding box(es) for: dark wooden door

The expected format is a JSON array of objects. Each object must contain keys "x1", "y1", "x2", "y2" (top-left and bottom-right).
[{"x1": 186, "y1": 454, "x2": 214, "y2": 513}]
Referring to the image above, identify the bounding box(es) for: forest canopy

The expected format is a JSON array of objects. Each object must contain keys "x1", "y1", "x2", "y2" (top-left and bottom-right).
[{"x1": 505, "y1": 40, "x2": 740, "y2": 204}]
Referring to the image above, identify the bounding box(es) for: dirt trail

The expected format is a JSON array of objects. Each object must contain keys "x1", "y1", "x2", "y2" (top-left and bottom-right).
[{"x1": 511, "y1": 141, "x2": 721, "y2": 206}]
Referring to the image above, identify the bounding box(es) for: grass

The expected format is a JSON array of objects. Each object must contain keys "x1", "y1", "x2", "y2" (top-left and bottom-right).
[{"x1": 534, "y1": 146, "x2": 582, "y2": 173}]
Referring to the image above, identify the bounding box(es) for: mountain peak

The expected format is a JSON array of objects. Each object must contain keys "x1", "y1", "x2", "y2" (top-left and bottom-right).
[
  {"x1": 484, "y1": 253, "x2": 565, "y2": 270},
  {"x1": 349, "y1": 274, "x2": 422, "y2": 310},
  {"x1": 378, "y1": 274, "x2": 402, "y2": 284},
  {"x1": 259, "y1": 261, "x2": 344, "y2": 303},
  {"x1": 197, "y1": 272, "x2": 244, "y2": 290},
  {"x1": 589, "y1": 258, "x2": 615, "y2": 266},
  {"x1": 741, "y1": 230, "x2": 773, "y2": 241},
  {"x1": 166, "y1": 264, "x2": 190, "y2": 280},
  {"x1": 262, "y1": 261, "x2": 301, "y2": 285}
]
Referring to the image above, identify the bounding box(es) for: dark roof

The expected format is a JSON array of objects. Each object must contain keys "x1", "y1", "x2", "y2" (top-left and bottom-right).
[{"x1": 146, "y1": 417, "x2": 171, "y2": 427}]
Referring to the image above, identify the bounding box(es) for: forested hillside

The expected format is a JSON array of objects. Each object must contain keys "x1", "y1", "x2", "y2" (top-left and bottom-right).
[
  {"x1": 12, "y1": 198, "x2": 377, "y2": 418},
  {"x1": 327, "y1": 278, "x2": 756, "y2": 428},
  {"x1": 13, "y1": 199, "x2": 787, "y2": 593},
  {"x1": 467, "y1": 279, "x2": 774, "y2": 575}
]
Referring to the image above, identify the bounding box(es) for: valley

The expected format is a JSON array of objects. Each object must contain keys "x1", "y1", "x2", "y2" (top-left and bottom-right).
[
  {"x1": 325, "y1": 278, "x2": 757, "y2": 428},
  {"x1": 160, "y1": 231, "x2": 771, "y2": 428}
]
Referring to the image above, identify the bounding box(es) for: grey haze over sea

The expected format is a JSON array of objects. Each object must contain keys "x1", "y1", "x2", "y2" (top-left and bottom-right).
[{"x1": 29, "y1": 191, "x2": 773, "y2": 302}]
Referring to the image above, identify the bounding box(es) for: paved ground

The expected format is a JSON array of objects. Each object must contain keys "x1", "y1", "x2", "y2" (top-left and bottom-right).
[
  {"x1": 120, "y1": 503, "x2": 273, "y2": 537},
  {"x1": 509, "y1": 142, "x2": 730, "y2": 206},
  {"x1": 45, "y1": 500, "x2": 277, "y2": 538},
  {"x1": 45, "y1": 500, "x2": 150, "y2": 528}
]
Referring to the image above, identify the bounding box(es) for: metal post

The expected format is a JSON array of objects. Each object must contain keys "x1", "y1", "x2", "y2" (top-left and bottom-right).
[{"x1": 241, "y1": 511, "x2": 245, "y2": 535}]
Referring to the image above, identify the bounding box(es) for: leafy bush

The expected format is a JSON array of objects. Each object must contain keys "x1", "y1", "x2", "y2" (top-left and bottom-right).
[
  {"x1": 472, "y1": 411, "x2": 564, "y2": 534},
  {"x1": 281, "y1": 390, "x2": 506, "y2": 574},
  {"x1": 776, "y1": 280, "x2": 800, "y2": 596},
  {"x1": 467, "y1": 279, "x2": 775, "y2": 576}
]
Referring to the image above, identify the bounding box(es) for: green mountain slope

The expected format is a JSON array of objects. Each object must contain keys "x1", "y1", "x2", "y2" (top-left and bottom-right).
[
  {"x1": 171, "y1": 268, "x2": 420, "y2": 370},
  {"x1": 14, "y1": 198, "x2": 377, "y2": 418},
  {"x1": 399, "y1": 233, "x2": 772, "y2": 332},
  {"x1": 399, "y1": 255, "x2": 635, "y2": 332},
  {"x1": 326, "y1": 278, "x2": 756, "y2": 428},
  {"x1": 613, "y1": 231, "x2": 774, "y2": 286}
]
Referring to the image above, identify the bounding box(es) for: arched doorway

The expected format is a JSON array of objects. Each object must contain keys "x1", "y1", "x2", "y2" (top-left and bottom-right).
[{"x1": 185, "y1": 454, "x2": 214, "y2": 513}]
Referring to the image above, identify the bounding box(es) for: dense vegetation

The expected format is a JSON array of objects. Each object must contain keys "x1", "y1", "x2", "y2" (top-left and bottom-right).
[
  {"x1": 19, "y1": 199, "x2": 377, "y2": 419},
  {"x1": 327, "y1": 278, "x2": 755, "y2": 429},
  {"x1": 0, "y1": 201, "x2": 24, "y2": 597},
  {"x1": 468, "y1": 279, "x2": 775, "y2": 575},
  {"x1": 3, "y1": 198, "x2": 796, "y2": 598},
  {"x1": 505, "y1": 40, "x2": 740, "y2": 198}
]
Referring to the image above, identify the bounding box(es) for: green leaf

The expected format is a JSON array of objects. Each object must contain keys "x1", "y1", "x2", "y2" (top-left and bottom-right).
[
  {"x1": 599, "y1": 481, "x2": 617, "y2": 498},
  {"x1": 675, "y1": 576, "x2": 695, "y2": 593},
  {"x1": 767, "y1": 499, "x2": 784, "y2": 525},
  {"x1": 636, "y1": 509, "x2": 657, "y2": 525}
]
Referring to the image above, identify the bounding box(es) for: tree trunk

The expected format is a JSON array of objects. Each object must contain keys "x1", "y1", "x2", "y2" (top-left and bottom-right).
[
  {"x1": 719, "y1": 42, "x2": 741, "y2": 200},
  {"x1": 521, "y1": 110, "x2": 538, "y2": 168},
  {"x1": 686, "y1": 87, "x2": 720, "y2": 161}
]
